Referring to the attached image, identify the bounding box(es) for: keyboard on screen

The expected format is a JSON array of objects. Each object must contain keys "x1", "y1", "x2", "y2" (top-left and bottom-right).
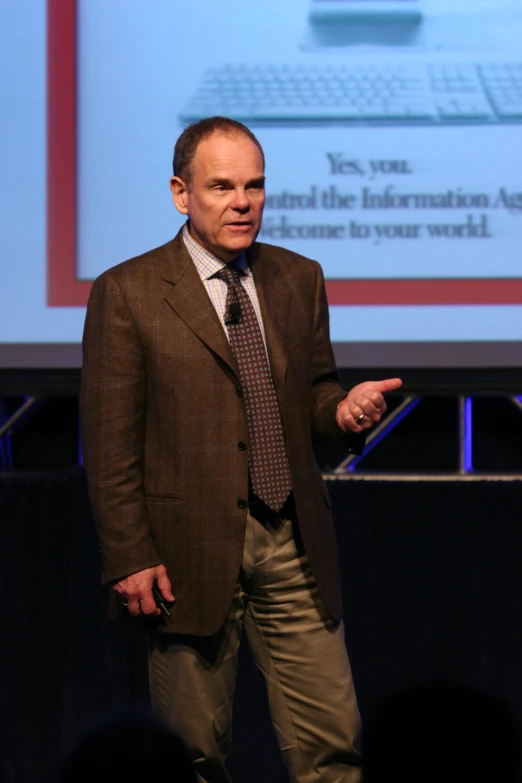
[{"x1": 179, "y1": 63, "x2": 522, "y2": 125}]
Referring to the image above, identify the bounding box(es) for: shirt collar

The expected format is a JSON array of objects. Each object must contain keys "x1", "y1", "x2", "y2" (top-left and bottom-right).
[{"x1": 182, "y1": 223, "x2": 250, "y2": 281}]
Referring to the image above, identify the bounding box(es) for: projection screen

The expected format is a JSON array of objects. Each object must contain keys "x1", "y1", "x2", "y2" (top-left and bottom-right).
[{"x1": 1, "y1": 0, "x2": 521, "y2": 369}]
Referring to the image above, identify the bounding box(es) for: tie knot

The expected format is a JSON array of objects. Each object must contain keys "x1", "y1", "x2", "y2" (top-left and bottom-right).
[{"x1": 217, "y1": 265, "x2": 241, "y2": 288}]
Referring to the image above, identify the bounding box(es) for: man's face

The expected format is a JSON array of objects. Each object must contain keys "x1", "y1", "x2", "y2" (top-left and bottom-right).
[{"x1": 170, "y1": 132, "x2": 265, "y2": 263}]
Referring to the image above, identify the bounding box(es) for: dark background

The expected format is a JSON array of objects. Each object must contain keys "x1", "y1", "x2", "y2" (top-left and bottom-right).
[{"x1": 0, "y1": 367, "x2": 521, "y2": 781}]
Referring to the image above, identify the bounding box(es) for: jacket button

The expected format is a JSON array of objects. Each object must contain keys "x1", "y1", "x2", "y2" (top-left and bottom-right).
[
  {"x1": 238, "y1": 441, "x2": 247, "y2": 451},
  {"x1": 237, "y1": 499, "x2": 247, "y2": 509},
  {"x1": 235, "y1": 387, "x2": 243, "y2": 397}
]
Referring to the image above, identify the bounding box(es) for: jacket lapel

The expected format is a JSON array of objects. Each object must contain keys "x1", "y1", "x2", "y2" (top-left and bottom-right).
[
  {"x1": 157, "y1": 233, "x2": 289, "y2": 400},
  {"x1": 248, "y1": 244, "x2": 289, "y2": 407},
  {"x1": 158, "y1": 233, "x2": 240, "y2": 380}
]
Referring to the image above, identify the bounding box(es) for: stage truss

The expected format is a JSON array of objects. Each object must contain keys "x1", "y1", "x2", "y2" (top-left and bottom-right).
[
  {"x1": 1, "y1": 393, "x2": 522, "y2": 479},
  {"x1": 324, "y1": 394, "x2": 522, "y2": 481}
]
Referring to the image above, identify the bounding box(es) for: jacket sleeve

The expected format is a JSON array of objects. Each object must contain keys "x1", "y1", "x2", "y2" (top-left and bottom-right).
[
  {"x1": 309, "y1": 261, "x2": 366, "y2": 456},
  {"x1": 79, "y1": 273, "x2": 161, "y2": 584}
]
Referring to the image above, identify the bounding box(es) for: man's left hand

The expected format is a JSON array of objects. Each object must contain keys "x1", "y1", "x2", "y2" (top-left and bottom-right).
[{"x1": 336, "y1": 378, "x2": 403, "y2": 434}]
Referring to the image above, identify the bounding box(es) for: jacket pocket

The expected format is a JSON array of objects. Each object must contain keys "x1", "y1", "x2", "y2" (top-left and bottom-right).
[{"x1": 144, "y1": 493, "x2": 183, "y2": 504}]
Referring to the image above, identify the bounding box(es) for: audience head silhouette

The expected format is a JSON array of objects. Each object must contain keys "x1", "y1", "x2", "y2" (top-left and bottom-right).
[
  {"x1": 362, "y1": 682, "x2": 519, "y2": 783},
  {"x1": 56, "y1": 715, "x2": 196, "y2": 782}
]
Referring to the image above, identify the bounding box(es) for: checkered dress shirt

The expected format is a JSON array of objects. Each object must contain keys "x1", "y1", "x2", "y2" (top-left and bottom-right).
[{"x1": 182, "y1": 224, "x2": 268, "y2": 351}]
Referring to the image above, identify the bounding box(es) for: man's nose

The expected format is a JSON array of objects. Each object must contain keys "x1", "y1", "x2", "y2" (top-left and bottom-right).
[{"x1": 230, "y1": 189, "x2": 250, "y2": 211}]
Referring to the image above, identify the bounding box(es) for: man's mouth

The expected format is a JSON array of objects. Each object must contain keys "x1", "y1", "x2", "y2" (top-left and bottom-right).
[{"x1": 226, "y1": 221, "x2": 254, "y2": 232}]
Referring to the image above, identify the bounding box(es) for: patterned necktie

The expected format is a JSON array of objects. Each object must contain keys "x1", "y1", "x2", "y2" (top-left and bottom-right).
[{"x1": 218, "y1": 265, "x2": 292, "y2": 512}]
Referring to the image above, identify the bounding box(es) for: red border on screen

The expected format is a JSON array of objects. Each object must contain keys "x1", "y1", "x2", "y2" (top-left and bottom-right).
[
  {"x1": 47, "y1": 0, "x2": 91, "y2": 306},
  {"x1": 324, "y1": 278, "x2": 522, "y2": 306},
  {"x1": 46, "y1": 0, "x2": 522, "y2": 307}
]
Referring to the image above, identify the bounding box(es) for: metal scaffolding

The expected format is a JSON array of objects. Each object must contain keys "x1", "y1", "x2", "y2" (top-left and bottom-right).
[
  {"x1": 0, "y1": 397, "x2": 41, "y2": 471},
  {"x1": 324, "y1": 394, "x2": 522, "y2": 482},
  {"x1": 1, "y1": 392, "x2": 521, "y2": 479}
]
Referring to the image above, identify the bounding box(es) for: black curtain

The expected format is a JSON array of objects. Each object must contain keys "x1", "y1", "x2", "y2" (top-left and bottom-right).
[{"x1": 1, "y1": 469, "x2": 521, "y2": 782}]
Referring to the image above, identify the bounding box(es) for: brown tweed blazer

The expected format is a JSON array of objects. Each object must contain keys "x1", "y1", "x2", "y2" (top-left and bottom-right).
[{"x1": 80, "y1": 229, "x2": 362, "y2": 634}]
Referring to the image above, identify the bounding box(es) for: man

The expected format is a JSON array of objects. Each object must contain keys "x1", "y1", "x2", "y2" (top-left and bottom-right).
[{"x1": 80, "y1": 116, "x2": 402, "y2": 782}]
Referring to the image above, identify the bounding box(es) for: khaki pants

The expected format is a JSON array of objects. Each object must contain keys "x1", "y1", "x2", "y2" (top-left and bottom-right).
[{"x1": 149, "y1": 503, "x2": 361, "y2": 783}]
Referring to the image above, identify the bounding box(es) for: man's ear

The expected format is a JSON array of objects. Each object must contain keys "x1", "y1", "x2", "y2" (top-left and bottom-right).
[{"x1": 170, "y1": 176, "x2": 189, "y2": 214}]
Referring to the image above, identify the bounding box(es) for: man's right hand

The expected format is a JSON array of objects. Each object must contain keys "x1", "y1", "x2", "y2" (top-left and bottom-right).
[{"x1": 112, "y1": 564, "x2": 175, "y2": 617}]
